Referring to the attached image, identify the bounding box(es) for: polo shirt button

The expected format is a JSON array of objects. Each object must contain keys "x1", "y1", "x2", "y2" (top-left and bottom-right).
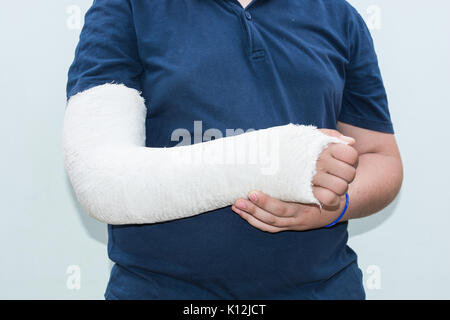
[{"x1": 245, "y1": 11, "x2": 252, "y2": 20}]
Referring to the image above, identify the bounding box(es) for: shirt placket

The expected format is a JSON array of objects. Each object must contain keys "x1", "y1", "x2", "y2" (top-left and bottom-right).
[{"x1": 226, "y1": 0, "x2": 266, "y2": 61}]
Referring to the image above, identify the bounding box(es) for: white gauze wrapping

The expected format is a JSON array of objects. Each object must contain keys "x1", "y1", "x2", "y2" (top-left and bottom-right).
[{"x1": 62, "y1": 83, "x2": 346, "y2": 224}]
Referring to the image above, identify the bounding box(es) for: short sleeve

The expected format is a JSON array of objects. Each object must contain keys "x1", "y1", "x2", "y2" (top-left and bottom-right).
[
  {"x1": 66, "y1": 0, "x2": 143, "y2": 100},
  {"x1": 338, "y1": 6, "x2": 394, "y2": 133}
]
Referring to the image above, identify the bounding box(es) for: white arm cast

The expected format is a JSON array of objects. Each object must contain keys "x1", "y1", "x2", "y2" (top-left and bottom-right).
[{"x1": 62, "y1": 83, "x2": 345, "y2": 224}]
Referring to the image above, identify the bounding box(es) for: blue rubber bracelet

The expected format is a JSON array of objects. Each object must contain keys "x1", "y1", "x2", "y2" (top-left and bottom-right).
[{"x1": 324, "y1": 192, "x2": 349, "y2": 228}]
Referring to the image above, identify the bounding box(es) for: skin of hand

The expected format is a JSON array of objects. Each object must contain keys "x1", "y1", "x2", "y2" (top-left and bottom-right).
[{"x1": 231, "y1": 122, "x2": 403, "y2": 233}]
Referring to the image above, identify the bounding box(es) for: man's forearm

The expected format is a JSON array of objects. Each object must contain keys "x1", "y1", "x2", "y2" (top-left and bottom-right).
[{"x1": 340, "y1": 152, "x2": 403, "y2": 221}]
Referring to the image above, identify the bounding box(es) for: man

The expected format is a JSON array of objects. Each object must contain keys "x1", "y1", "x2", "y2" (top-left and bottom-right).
[{"x1": 64, "y1": 0, "x2": 403, "y2": 299}]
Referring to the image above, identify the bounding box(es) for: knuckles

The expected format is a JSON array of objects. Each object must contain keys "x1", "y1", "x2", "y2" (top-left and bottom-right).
[
  {"x1": 315, "y1": 187, "x2": 340, "y2": 207},
  {"x1": 266, "y1": 214, "x2": 278, "y2": 225},
  {"x1": 323, "y1": 195, "x2": 340, "y2": 207},
  {"x1": 331, "y1": 144, "x2": 359, "y2": 167},
  {"x1": 348, "y1": 166, "x2": 357, "y2": 183},
  {"x1": 336, "y1": 179, "x2": 349, "y2": 196}
]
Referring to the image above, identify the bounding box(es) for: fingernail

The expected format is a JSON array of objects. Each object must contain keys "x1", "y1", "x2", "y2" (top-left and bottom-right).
[
  {"x1": 235, "y1": 200, "x2": 247, "y2": 210},
  {"x1": 340, "y1": 135, "x2": 355, "y2": 143},
  {"x1": 248, "y1": 191, "x2": 258, "y2": 202}
]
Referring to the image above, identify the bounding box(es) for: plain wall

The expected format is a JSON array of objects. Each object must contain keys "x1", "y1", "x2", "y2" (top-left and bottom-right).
[{"x1": 0, "y1": 0, "x2": 449, "y2": 299}]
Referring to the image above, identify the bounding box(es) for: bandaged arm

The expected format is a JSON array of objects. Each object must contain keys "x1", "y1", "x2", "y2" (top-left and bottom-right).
[{"x1": 62, "y1": 83, "x2": 346, "y2": 224}]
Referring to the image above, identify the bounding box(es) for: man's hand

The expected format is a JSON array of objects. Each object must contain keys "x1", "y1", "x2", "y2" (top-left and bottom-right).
[
  {"x1": 231, "y1": 190, "x2": 347, "y2": 233},
  {"x1": 313, "y1": 129, "x2": 359, "y2": 207},
  {"x1": 231, "y1": 129, "x2": 359, "y2": 233}
]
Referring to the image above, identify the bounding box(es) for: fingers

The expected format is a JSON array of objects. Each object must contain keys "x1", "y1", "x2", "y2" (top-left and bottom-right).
[
  {"x1": 232, "y1": 191, "x2": 304, "y2": 232},
  {"x1": 314, "y1": 141, "x2": 358, "y2": 207},
  {"x1": 233, "y1": 198, "x2": 297, "y2": 229},
  {"x1": 312, "y1": 186, "x2": 341, "y2": 207},
  {"x1": 232, "y1": 191, "x2": 327, "y2": 232},
  {"x1": 313, "y1": 172, "x2": 348, "y2": 196},
  {"x1": 329, "y1": 144, "x2": 359, "y2": 167},
  {"x1": 231, "y1": 203, "x2": 288, "y2": 233},
  {"x1": 321, "y1": 156, "x2": 356, "y2": 183},
  {"x1": 247, "y1": 191, "x2": 294, "y2": 217}
]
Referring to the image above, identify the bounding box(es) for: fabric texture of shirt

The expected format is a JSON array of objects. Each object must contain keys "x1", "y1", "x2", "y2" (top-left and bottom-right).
[{"x1": 66, "y1": 0, "x2": 394, "y2": 299}]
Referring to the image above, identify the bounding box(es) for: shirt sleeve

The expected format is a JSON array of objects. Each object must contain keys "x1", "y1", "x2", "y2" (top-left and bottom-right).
[
  {"x1": 338, "y1": 6, "x2": 394, "y2": 133},
  {"x1": 66, "y1": 0, "x2": 143, "y2": 100}
]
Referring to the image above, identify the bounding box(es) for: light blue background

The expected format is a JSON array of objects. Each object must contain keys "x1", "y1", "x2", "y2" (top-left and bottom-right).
[{"x1": 0, "y1": 0, "x2": 449, "y2": 299}]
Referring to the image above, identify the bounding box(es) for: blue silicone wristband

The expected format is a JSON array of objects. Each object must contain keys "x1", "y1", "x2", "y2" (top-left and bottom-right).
[{"x1": 324, "y1": 193, "x2": 349, "y2": 228}]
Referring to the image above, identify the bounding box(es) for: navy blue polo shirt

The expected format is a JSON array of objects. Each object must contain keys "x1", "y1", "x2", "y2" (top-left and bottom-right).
[{"x1": 67, "y1": 0, "x2": 394, "y2": 299}]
